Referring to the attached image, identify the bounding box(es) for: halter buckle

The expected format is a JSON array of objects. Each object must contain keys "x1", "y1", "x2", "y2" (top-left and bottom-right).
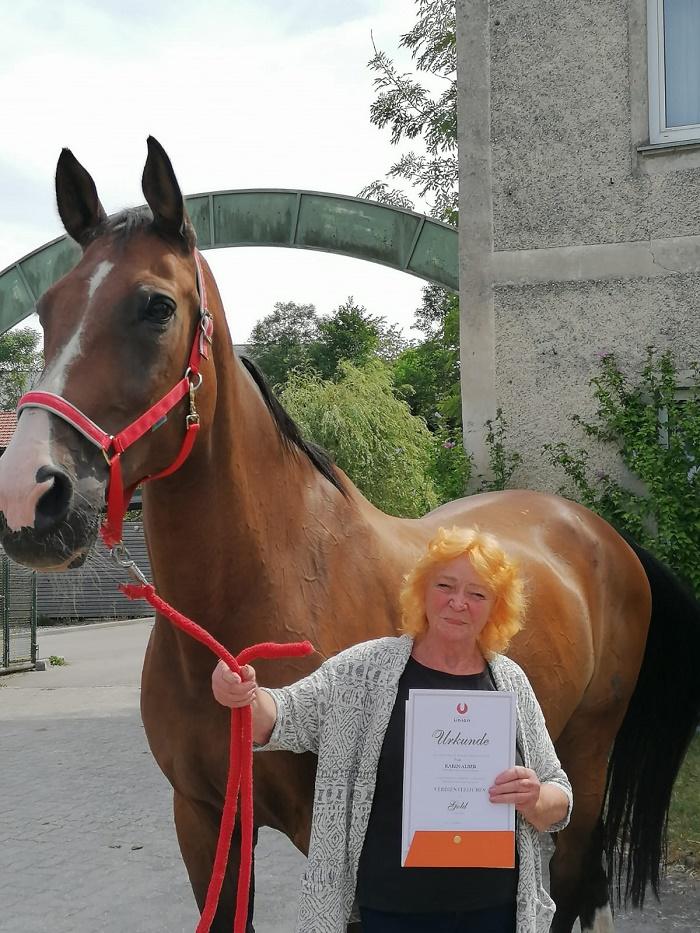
[
  {"x1": 187, "y1": 379, "x2": 200, "y2": 427},
  {"x1": 109, "y1": 542, "x2": 149, "y2": 586}
]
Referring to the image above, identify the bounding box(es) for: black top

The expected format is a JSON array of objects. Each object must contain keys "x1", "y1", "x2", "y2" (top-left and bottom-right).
[{"x1": 356, "y1": 656, "x2": 521, "y2": 913}]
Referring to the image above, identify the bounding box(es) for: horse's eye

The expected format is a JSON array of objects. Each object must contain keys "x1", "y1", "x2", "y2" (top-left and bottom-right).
[{"x1": 144, "y1": 294, "x2": 176, "y2": 325}]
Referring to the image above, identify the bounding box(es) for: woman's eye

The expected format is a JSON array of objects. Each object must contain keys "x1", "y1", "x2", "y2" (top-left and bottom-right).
[{"x1": 144, "y1": 295, "x2": 176, "y2": 324}]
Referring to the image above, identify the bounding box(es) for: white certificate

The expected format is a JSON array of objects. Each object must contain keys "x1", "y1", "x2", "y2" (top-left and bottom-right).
[{"x1": 401, "y1": 689, "x2": 516, "y2": 868}]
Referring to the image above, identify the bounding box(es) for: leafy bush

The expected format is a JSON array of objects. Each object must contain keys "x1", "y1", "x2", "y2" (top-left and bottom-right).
[
  {"x1": 280, "y1": 361, "x2": 438, "y2": 518},
  {"x1": 480, "y1": 409, "x2": 523, "y2": 492},
  {"x1": 428, "y1": 430, "x2": 471, "y2": 503},
  {"x1": 544, "y1": 350, "x2": 699, "y2": 594}
]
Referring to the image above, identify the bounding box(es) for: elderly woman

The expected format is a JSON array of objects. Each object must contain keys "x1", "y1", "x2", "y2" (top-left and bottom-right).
[{"x1": 212, "y1": 527, "x2": 572, "y2": 933}]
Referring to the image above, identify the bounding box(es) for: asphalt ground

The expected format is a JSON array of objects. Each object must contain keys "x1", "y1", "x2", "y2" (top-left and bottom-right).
[{"x1": 0, "y1": 620, "x2": 697, "y2": 933}]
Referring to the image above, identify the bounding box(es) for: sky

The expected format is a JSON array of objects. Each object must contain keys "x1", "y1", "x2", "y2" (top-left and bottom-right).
[{"x1": 0, "y1": 0, "x2": 430, "y2": 345}]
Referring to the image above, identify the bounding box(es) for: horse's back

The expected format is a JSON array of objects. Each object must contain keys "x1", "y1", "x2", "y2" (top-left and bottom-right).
[{"x1": 410, "y1": 489, "x2": 651, "y2": 737}]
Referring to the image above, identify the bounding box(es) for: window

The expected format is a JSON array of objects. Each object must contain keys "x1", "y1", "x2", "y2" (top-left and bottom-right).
[{"x1": 647, "y1": 0, "x2": 700, "y2": 144}]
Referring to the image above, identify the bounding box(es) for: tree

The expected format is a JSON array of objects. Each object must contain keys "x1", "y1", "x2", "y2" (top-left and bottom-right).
[
  {"x1": 309, "y1": 297, "x2": 405, "y2": 380},
  {"x1": 248, "y1": 297, "x2": 406, "y2": 388},
  {"x1": 247, "y1": 301, "x2": 319, "y2": 388},
  {"x1": 360, "y1": 2, "x2": 463, "y2": 450},
  {"x1": 310, "y1": 298, "x2": 381, "y2": 380},
  {"x1": 359, "y1": 0, "x2": 457, "y2": 223},
  {"x1": 392, "y1": 288, "x2": 460, "y2": 431},
  {"x1": 280, "y1": 361, "x2": 438, "y2": 518},
  {"x1": 0, "y1": 327, "x2": 43, "y2": 409}
]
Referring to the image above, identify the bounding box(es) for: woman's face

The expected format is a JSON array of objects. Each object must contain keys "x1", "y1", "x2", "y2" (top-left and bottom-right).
[{"x1": 424, "y1": 555, "x2": 495, "y2": 646}]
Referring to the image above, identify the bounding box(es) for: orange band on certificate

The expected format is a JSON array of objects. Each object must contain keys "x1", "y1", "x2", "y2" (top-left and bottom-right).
[{"x1": 404, "y1": 830, "x2": 515, "y2": 868}]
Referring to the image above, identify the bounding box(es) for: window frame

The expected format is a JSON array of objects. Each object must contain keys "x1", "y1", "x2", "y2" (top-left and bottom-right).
[{"x1": 647, "y1": 0, "x2": 700, "y2": 144}]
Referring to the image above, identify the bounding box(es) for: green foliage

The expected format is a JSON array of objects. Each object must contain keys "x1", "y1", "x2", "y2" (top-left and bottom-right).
[
  {"x1": 360, "y1": 0, "x2": 457, "y2": 223},
  {"x1": 544, "y1": 350, "x2": 699, "y2": 594},
  {"x1": 311, "y1": 300, "x2": 378, "y2": 380},
  {"x1": 248, "y1": 298, "x2": 405, "y2": 387},
  {"x1": 48, "y1": 655, "x2": 66, "y2": 666},
  {"x1": 247, "y1": 301, "x2": 319, "y2": 388},
  {"x1": 0, "y1": 327, "x2": 43, "y2": 408},
  {"x1": 480, "y1": 409, "x2": 523, "y2": 492},
  {"x1": 428, "y1": 430, "x2": 471, "y2": 503},
  {"x1": 280, "y1": 361, "x2": 438, "y2": 517},
  {"x1": 668, "y1": 735, "x2": 700, "y2": 864},
  {"x1": 392, "y1": 288, "x2": 461, "y2": 432}
]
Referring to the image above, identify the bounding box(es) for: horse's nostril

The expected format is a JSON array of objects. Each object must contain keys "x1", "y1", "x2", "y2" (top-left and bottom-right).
[{"x1": 34, "y1": 466, "x2": 73, "y2": 531}]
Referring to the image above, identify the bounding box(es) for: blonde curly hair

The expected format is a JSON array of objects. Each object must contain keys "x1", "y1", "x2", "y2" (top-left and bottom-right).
[{"x1": 399, "y1": 526, "x2": 526, "y2": 656}]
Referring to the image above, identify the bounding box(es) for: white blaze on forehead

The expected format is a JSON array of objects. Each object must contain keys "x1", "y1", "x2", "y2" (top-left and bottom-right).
[
  {"x1": 88, "y1": 260, "x2": 114, "y2": 300},
  {"x1": 0, "y1": 409, "x2": 54, "y2": 530},
  {"x1": 39, "y1": 260, "x2": 114, "y2": 396}
]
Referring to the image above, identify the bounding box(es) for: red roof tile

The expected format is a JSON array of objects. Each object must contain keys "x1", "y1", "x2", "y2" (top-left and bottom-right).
[{"x1": 0, "y1": 411, "x2": 17, "y2": 448}]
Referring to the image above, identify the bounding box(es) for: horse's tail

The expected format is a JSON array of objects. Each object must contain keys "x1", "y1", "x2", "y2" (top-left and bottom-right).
[{"x1": 603, "y1": 537, "x2": 700, "y2": 907}]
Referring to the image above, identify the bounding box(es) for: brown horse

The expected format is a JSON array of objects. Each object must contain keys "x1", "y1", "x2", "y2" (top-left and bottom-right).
[{"x1": 0, "y1": 138, "x2": 697, "y2": 933}]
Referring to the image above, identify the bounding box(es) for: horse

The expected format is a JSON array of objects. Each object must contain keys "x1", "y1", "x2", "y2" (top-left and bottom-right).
[{"x1": 0, "y1": 137, "x2": 697, "y2": 933}]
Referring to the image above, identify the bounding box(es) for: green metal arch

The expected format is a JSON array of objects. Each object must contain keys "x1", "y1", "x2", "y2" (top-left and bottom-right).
[{"x1": 0, "y1": 189, "x2": 458, "y2": 335}]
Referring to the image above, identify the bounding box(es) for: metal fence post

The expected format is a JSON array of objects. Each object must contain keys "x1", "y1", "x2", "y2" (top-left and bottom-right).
[
  {"x1": 1, "y1": 557, "x2": 8, "y2": 670},
  {"x1": 31, "y1": 570, "x2": 37, "y2": 666}
]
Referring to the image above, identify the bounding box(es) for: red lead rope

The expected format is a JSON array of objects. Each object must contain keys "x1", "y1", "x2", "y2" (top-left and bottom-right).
[{"x1": 122, "y1": 581, "x2": 314, "y2": 933}]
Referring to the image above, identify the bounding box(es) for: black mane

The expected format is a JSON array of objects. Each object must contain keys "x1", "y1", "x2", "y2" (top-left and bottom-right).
[
  {"x1": 239, "y1": 355, "x2": 347, "y2": 497},
  {"x1": 104, "y1": 206, "x2": 153, "y2": 239}
]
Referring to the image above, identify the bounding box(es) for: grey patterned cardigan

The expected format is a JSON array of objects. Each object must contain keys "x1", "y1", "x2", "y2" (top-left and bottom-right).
[{"x1": 258, "y1": 635, "x2": 572, "y2": 933}]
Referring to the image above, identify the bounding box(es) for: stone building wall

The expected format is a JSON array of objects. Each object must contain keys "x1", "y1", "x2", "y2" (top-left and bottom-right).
[{"x1": 457, "y1": 0, "x2": 700, "y2": 490}]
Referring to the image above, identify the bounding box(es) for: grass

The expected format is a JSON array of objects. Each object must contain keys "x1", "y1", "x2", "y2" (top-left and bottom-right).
[{"x1": 667, "y1": 734, "x2": 700, "y2": 866}]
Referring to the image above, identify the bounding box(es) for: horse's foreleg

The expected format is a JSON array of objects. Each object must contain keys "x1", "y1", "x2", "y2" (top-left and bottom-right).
[
  {"x1": 173, "y1": 789, "x2": 256, "y2": 933},
  {"x1": 549, "y1": 712, "x2": 617, "y2": 933}
]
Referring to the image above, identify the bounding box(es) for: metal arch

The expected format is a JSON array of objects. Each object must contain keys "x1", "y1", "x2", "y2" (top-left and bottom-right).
[{"x1": 0, "y1": 189, "x2": 458, "y2": 335}]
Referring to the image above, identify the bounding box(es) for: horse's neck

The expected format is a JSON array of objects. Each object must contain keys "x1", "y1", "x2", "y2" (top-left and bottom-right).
[{"x1": 142, "y1": 340, "x2": 370, "y2": 653}]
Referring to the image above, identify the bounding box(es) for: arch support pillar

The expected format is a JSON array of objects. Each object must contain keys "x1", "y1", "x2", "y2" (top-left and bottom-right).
[{"x1": 457, "y1": 0, "x2": 496, "y2": 488}]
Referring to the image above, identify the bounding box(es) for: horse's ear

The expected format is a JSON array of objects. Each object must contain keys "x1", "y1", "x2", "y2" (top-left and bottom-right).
[
  {"x1": 142, "y1": 136, "x2": 196, "y2": 251},
  {"x1": 55, "y1": 149, "x2": 108, "y2": 248}
]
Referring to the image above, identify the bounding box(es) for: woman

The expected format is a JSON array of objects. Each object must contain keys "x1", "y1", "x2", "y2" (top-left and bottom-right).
[{"x1": 212, "y1": 528, "x2": 572, "y2": 933}]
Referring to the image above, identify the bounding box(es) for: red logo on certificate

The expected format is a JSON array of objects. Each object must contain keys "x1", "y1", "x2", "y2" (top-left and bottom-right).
[{"x1": 456, "y1": 702, "x2": 468, "y2": 715}]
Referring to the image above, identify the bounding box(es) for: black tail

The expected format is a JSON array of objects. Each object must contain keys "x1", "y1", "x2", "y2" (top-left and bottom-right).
[{"x1": 603, "y1": 538, "x2": 700, "y2": 907}]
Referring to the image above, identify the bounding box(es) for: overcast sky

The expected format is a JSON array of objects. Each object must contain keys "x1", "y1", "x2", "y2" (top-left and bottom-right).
[{"x1": 0, "y1": 0, "x2": 430, "y2": 344}]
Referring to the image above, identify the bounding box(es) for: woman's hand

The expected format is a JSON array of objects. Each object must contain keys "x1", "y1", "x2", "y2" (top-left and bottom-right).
[
  {"x1": 212, "y1": 660, "x2": 257, "y2": 708},
  {"x1": 211, "y1": 660, "x2": 278, "y2": 745},
  {"x1": 489, "y1": 766, "x2": 570, "y2": 831},
  {"x1": 489, "y1": 766, "x2": 541, "y2": 814}
]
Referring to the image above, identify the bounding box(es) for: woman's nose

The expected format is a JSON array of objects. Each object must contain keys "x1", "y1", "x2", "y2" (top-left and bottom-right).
[{"x1": 449, "y1": 594, "x2": 467, "y2": 610}]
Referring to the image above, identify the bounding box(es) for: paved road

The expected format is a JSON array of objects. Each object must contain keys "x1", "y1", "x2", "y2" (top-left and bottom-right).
[{"x1": 0, "y1": 620, "x2": 697, "y2": 932}]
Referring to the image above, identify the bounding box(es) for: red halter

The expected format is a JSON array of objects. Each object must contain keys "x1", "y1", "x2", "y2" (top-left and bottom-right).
[{"x1": 17, "y1": 250, "x2": 214, "y2": 549}]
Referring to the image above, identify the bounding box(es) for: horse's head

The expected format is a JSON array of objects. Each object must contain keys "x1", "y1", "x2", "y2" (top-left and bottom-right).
[{"x1": 0, "y1": 138, "x2": 216, "y2": 569}]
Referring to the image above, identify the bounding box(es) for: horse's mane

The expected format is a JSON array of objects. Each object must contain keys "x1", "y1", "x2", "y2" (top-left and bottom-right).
[
  {"x1": 104, "y1": 207, "x2": 153, "y2": 240},
  {"x1": 239, "y1": 355, "x2": 347, "y2": 497}
]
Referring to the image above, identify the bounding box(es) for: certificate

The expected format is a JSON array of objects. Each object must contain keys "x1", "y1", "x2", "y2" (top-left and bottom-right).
[{"x1": 401, "y1": 689, "x2": 516, "y2": 868}]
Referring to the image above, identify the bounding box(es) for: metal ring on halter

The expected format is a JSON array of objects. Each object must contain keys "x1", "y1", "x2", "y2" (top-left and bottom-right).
[{"x1": 184, "y1": 368, "x2": 203, "y2": 391}]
